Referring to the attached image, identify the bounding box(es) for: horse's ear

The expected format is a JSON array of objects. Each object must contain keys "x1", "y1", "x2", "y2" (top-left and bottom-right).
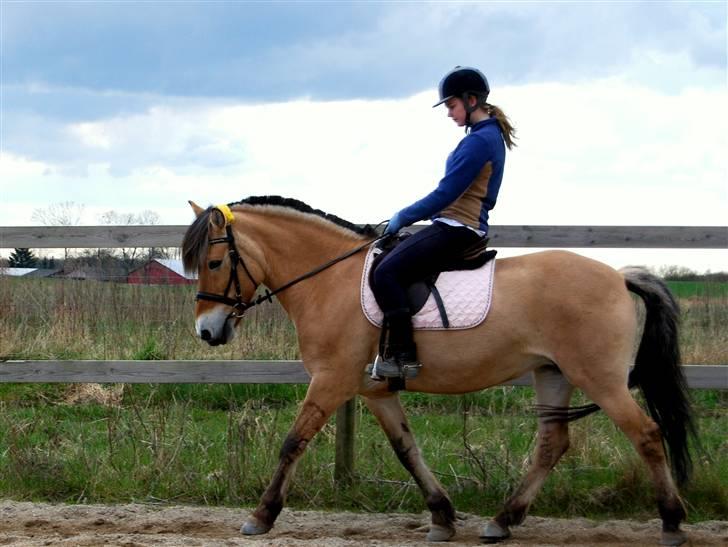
[
  {"x1": 210, "y1": 209, "x2": 226, "y2": 228},
  {"x1": 188, "y1": 200, "x2": 205, "y2": 217}
]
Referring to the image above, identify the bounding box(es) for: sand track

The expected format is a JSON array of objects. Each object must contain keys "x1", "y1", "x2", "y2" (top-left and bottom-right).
[{"x1": 0, "y1": 501, "x2": 725, "y2": 546}]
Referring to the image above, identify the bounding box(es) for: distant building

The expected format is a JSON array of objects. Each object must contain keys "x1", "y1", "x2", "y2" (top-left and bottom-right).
[
  {"x1": 22, "y1": 268, "x2": 63, "y2": 278},
  {"x1": 0, "y1": 267, "x2": 39, "y2": 277},
  {"x1": 0, "y1": 267, "x2": 61, "y2": 278},
  {"x1": 127, "y1": 259, "x2": 197, "y2": 285}
]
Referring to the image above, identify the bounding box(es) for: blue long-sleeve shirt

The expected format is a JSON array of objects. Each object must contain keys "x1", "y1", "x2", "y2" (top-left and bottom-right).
[{"x1": 395, "y1": 118, "x2": 506, "y2": 234}]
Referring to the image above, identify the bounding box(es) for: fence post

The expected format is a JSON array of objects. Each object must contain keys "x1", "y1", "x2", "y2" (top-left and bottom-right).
[{"x1": 334, "y1": 397, "x2": 356, "y2": 485}]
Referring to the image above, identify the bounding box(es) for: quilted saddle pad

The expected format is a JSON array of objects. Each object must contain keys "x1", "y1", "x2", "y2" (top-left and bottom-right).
[{"x1": 360, "y1": 246, "x2": 496, "y2": 331}]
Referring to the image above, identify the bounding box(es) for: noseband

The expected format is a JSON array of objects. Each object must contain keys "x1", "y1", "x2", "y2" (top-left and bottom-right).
[{"x1": 195, "y1": 224, "x2": 271, "y2": 319}]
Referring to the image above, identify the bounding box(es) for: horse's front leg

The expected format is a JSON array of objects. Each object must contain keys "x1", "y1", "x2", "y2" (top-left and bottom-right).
[
  {"x1": 364, "y1": 394, "x2": 456, "y2": 542},
  {"x1": 241, "y1": 372, "x2": 355, "y2": 535}
]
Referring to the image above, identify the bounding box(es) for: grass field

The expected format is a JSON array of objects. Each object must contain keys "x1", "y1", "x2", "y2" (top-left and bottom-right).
[
  {"x1": 0, "y1": 276, "x2": 726, "y2": 521},
  {"x1": 667, "y1": 280, "x2": 728, "y2": 299}
]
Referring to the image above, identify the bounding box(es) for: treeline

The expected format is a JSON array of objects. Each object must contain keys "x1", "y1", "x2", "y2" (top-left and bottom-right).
[{"x1": 659, "y1": 266, "x2": 728, "y2": 282}]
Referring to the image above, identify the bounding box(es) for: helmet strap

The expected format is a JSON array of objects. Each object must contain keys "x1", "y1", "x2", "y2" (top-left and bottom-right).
[{"x1": 462, "y1": 93, "x2": 478, "y2": 127}]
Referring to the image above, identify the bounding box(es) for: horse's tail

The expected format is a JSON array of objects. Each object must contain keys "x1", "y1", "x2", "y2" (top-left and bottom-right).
[
  {"x1": 536, "y1": 266, "x2": 697, "y2": 485},
  {"x1": 621, "y1": 266, "x2": 697, "y2": 486}
]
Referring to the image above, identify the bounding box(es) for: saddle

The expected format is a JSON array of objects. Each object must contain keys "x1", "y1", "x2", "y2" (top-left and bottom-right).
[{"x1": 369, "y1": 232, "x2": 497, "y2": 327}]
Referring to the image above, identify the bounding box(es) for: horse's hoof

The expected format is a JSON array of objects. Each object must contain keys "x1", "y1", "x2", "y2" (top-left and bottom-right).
[
  {"x1": 426, "y1": 523, "x2": 455, "y2": 542},
  {"x1": 480, "y1": 520, "x2": 511, "y2": 543},
  {"x1": 660, "y1": 530, "x2": 687, "y2": 546},
  {"x1": 241, "y1": 517, "x2": 272, "y2": 535}
]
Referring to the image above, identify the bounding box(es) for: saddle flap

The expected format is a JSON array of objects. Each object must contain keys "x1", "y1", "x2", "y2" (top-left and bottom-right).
[{"x1": 406, "y1": 274, "x2": 438, "y2": 316}]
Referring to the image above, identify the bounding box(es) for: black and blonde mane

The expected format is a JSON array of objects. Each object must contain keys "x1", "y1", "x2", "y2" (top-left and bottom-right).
[{"x1": 182, "y1": 195, "x2": 378, "y2": 273}]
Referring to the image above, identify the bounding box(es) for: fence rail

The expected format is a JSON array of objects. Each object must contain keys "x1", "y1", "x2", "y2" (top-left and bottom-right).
[
  {"x1": 0, "y1": 360, "x2": 725, "y2": 389},
  {"x1": 1, "y1": 224, "x2": 727, "y2": 249}
]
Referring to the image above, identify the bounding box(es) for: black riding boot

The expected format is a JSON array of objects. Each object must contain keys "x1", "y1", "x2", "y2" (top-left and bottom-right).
[{"x1": 370, "y1": 311, "x2": 421, "y2": 379}]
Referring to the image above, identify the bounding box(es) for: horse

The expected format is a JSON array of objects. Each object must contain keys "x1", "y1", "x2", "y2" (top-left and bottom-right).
[{"x1": 182, "y1": 196, "x2": 696, "y2": 546}]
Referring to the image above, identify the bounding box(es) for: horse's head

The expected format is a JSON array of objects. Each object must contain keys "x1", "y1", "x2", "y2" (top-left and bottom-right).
[{"x1": 182, "y1": 201, "x2": 265, "y2": 346}]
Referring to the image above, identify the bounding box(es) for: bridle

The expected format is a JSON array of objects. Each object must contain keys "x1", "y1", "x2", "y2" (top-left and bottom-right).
[
  {"x1": 195, "y1": 223, "x2": 266, "y2": 319},
  {"x1": 195, "y1": 205, "x2": 386, "y2": 320}
]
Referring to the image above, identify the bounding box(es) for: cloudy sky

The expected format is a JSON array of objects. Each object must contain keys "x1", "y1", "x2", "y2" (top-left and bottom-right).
[{"x1": 1, "y1": 1, "x2": 726, "y2": 270}]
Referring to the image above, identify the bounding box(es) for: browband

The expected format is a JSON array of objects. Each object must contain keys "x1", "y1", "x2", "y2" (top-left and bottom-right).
[{"x1": 215, "y1": 204, "x2": 235, "y2": 226}]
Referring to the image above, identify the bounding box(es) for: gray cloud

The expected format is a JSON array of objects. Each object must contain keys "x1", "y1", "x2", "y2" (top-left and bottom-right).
[
  {"x1": 3, "y1": 2, "x2": 724, "y2": 104},
  {"x1": 2, "y1": 1, "x2": 724, "y2": 169}
]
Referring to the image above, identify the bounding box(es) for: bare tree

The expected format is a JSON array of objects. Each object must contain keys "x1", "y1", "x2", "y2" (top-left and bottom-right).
[
  {"x1": 32, "y1": 201, "x2": 85, "y2": 227},
  {"x1": 98, "y1": 209, "x2": 169, "y2": 272},
  {"x1": 98, "y1": 209, "x2": 160, "y2": 226},
  {"x1": 31, "y1": 201, "x2": 86, "y2": 260}
]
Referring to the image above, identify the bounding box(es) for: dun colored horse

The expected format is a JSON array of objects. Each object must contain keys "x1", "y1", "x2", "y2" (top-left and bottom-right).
[{"x1": 182, "y1": 196, "x2": 696, "y2": 546}]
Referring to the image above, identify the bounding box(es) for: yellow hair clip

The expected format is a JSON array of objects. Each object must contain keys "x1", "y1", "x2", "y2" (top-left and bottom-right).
[{"x1": 215, "y1": 204, "x2": 235, "y2": 225}]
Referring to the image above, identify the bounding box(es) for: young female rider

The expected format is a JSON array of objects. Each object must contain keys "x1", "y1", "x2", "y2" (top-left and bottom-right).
[{"x1": 371, "y1": 66, "x2": 517, "y2": 379}]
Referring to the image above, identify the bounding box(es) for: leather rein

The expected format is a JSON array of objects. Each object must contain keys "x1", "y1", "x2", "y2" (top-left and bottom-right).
[{"x1": 195, "y1": 217, "x2": 386, "y2": 320}]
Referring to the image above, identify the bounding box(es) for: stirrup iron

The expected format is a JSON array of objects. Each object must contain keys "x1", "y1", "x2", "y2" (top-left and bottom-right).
[{"x1": 368, "y1": 354, "x2": 421, "y2": 380}]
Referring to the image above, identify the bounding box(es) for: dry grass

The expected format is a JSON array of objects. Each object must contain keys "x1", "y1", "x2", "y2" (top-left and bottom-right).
[
  {"x1": 679, "y1": 296, "x2": 728, "y2": 364},
  {"x1": 1, "y1": 276, "x2": 726, "y2": 364},
  {"x1": 0, "y1": 277, "x2": 297, "y2": 361}
]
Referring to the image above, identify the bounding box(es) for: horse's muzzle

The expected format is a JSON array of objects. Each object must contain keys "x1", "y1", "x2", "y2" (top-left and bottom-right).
[
  {"x1": 200, "y1": 328, "x2": 226, "y2": 346},
  {"x1": 196, "y1": 309, "x2": 235, "y2": 346}
]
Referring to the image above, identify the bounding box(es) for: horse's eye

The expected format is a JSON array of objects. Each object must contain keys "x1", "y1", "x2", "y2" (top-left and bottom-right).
[{"x1": 208, "y1": 259, "x2": 222, "y2": 270}]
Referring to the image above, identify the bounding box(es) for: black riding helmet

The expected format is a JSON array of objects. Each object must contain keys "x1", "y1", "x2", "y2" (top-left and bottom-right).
[{"x1": 433, "y1": 66, "x2": 490, "y2": 124}]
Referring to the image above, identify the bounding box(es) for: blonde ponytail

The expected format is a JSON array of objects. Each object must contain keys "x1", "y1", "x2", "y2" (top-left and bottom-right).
[{"x1": 487, "y1": 104, "x2": 517, "y2": 150}]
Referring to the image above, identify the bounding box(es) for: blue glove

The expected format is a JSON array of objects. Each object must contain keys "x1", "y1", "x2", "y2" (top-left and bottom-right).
[{"x1": 385, "y1": 211, "x2": 404, "y2": 235}]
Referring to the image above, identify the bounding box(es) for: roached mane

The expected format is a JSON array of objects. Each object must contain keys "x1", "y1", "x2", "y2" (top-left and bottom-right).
[
  {"x1": 235, "y1": 196, "x2": 378, "y2": 237},
  {"x1": 182, "y1": 195, "x2": 378, "y2": 274}
]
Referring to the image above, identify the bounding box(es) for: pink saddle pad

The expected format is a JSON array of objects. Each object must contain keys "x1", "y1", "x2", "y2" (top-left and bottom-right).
[{"x1": 360, "y1": 246, "x2": 496, "y2": 330}]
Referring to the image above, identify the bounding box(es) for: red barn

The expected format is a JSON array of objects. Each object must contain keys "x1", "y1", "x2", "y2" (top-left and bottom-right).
[{"x1": 127, "y1": 259, "x2": 197, "y2": 285}]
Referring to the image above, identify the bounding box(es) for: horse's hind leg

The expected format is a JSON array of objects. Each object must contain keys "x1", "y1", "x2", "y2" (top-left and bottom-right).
[
  {"x1": 364, "y1": 394, "x2": 457, "y2": 542},
  {"x1": 582, "y1": 385, "x2": 688, "y2": 546},
  {"x1": 482, "y1": 365, "x2": 573, "y2": 543}
]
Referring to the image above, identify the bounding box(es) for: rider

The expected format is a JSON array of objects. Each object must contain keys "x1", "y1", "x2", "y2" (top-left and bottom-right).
[{"x1": 371, "y1": 66, "x2": 516, "y2": 379}]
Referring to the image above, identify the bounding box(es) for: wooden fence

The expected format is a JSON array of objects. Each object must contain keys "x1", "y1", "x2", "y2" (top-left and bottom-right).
[
  {"x1": 1, "y1": 224, "x2": 727, "y2": 482},
  {"x1": 2, "y1": 224, "x2": 726, "y2": 249}
]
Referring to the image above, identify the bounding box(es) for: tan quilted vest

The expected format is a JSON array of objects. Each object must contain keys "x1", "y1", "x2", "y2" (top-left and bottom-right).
[{"x1": 438, "y1": 161, "x2": 493, "y2": 229}]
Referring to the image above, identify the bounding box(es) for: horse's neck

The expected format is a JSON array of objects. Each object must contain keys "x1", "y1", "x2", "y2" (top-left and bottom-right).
[{"x1": 243, "y1": 211, "x2": 367, "y2": 322}]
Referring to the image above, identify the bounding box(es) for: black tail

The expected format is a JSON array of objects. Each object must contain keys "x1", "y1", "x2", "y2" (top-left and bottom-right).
[{"x1": 621, "y1": 267, "x2": 697, "y2": 486}]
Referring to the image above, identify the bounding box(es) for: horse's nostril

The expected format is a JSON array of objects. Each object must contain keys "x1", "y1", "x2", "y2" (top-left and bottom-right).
[{"x1": 200, "y1": 329, "x2": 212, "y2": 341}]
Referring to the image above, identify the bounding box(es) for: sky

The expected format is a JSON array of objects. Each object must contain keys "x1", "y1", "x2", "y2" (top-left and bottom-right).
[{"x1": 1, "y1": 1, "x2": 726, "y2": 271}]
